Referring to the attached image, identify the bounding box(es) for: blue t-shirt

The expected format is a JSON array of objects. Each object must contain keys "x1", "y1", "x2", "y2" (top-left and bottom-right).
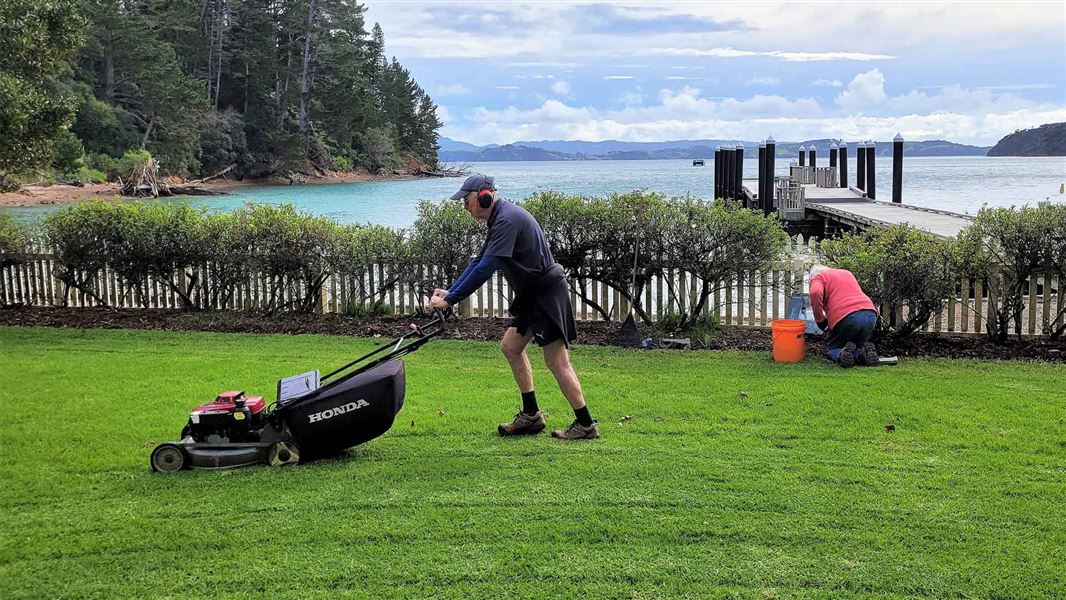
[{"x1": 478, "y1": 200, "x2": 556, "y2": 294}]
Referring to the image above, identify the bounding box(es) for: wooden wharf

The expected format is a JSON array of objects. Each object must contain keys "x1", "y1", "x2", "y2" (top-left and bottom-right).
[{"x1": 717, "y1": 134, "x2": 974, "y2": 238}]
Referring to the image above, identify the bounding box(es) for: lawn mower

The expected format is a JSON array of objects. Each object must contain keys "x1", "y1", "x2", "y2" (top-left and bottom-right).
[{"x1": 150, "y1": 310, "x2": 448, "y2": 472}]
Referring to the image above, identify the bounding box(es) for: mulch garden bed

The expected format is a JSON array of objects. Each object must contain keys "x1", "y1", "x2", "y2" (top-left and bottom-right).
[{"x1": 2, "y1": 306, "x2": 1063, "y2": 362}]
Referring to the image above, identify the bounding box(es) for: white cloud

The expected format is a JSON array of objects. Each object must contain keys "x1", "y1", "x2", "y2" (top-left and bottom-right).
[
  {"x1": 618, "y1": 88, "x2": 644, "y2": 106},
  {"x1": 604, "y1": 75, "x2": 635, "y2": 80},
  {"x1": 433, "y1": 84, "x2": 470, "y2": 97},
  {"x1": 746, "y1": 76, "x2": 781, "y2": 86},
  {"x1": 643, "y1": 47, "x2": 894, "y2": 61},
  {"x1": 495, "y1": 85, "x2": 520, "y2": 91},
  {"x1": 837, "y1": 69, "x2": 887, "y2": 107},
  {"x1": 445, "y1": 72, "x2": 1066, "y2": 146},
  {"x1": 811, "y1": 78, "x2": 843, "y2": 87},
  {"x1": 975, "y1": 83, "x2": 1056, "y2": 91},
  {"x1": 551, "y1": 80, "x2": 570, "y2": 94}
]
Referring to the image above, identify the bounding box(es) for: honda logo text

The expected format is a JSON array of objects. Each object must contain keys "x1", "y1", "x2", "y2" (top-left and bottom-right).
[{"x1": 308, "y1": 399, "x2": 370, "y2": 423}]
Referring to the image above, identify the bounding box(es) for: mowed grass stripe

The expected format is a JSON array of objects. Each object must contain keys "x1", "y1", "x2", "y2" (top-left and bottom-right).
[{"x1": 1, "y1": 326, "x2": 1063, "y2": 598}]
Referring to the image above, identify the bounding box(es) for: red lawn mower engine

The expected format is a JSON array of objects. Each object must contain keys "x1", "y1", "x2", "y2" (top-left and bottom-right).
[{"x1": 182, "y1": 391, "x2": 267, "y2": 443}]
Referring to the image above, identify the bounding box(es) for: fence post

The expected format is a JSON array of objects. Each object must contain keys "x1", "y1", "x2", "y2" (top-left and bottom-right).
[
  {"x1": 892, "y1": 133, "x2": 903, "y2": 204},
  {"x1": 798, "y1": 144, "x2": 806, "y2": 167},
  {"x1": 809, "y1": 144, "x2": 817, "y2": 170}
]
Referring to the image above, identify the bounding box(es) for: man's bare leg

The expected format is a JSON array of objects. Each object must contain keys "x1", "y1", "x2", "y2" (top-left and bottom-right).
[
  {"x1": 497, "y1": 327, "x2": 545, "y2": 436},
  {"x1": 541, "y1": 339, "x2": 585, "y2": 409},
  {"x1": 500, "y1": 327, "x2": 534, "y2": 393},
  {"x1": 544, "y1": 340, "x2": 598, "y2": 439}
]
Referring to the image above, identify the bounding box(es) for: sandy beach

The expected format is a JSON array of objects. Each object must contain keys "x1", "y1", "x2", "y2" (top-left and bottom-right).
[{"x1": 0, "y1": 170, "x2": 427, "y2": 208}]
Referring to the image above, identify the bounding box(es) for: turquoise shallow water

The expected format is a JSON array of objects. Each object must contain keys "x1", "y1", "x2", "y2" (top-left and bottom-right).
[{"x1": 5, "y1": 156, "x2": 1064, "y2": 227}]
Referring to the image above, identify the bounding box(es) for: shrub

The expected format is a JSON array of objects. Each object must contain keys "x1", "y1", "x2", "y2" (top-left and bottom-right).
[
  {"x1": 332, "y1": 224, "x2": 410, "y2": 314},
  {"x1": 75, "y1": 165, "x2": 106, "y2": 184},
  {"x1": 42, "y1": 200, "x2": 124, "y2": 305},
  {"x1": 821, "y1": 225, "x2": 957, "y2": 338},
  {"x1": 957, "y1": 202, "x2": 1065, "y2": 343},
  {"x1": 662, "y1": 198, "x2": 790, "y2": 326},
  {"x1": 106, "y1": 202, "x2": 207, "y2": 309},
  {"x1": 523, "y1": 190, "x2": 675, "y2": 323},
  {"x1": 332, "y1": 156, "x2": 353, "y2": 172},
  {"x1": 407, "y1": 200, "x2": 484, "y2": 309},
  {"x1": 200, "y1": 211, "x2": 253, "y2": 310},
  {"x1": 241, "y1": 203, "x2": 343, "y2": 313},
  {"x1": 0, "y1": 212, "x2": 30, "y2": 269},
  {"x1": 114, "y1": 149, "x2": 152, "y2": 181},
  {"x1": 51, "y1": 130, "x2": 84, "y2": 176},
  {"x1": 85, "y1": 149, "x2": 152, "y2": 182}
]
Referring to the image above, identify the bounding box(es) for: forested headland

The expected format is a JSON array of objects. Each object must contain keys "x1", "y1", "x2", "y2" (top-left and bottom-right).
[{"x1": 0, "y1": 0, "x2": 443, "y2": 192}]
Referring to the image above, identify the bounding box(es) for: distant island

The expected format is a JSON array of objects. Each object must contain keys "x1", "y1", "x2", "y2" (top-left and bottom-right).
[
  {"x1": 439, "y1": 137, "x2": 990, "y2": 162},
  {"x1": 987, "y1": 122, "x2": 1066, "y2": 156}
]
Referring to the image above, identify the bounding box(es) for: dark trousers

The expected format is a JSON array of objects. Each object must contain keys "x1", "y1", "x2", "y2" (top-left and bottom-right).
[{"x1": 826, "y1": 309, "x2": 877, "y2": 362}]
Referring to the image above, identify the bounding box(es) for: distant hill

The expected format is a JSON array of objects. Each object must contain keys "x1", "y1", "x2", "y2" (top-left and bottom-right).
[
  {"x1": 439, "y1": 137, "x2": 989, "y2": 162},
  {"x1": 441, "y1": 144, "x2": 577, "y2": 162},
  {"x1": 986, "y1": 123, "x2": 1066, "y2": 156}
]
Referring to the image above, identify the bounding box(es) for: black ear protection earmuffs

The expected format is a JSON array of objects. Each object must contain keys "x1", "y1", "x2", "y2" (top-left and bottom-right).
[{"x1": 477, "y1": 177, "x2": 495, "y2": 209}]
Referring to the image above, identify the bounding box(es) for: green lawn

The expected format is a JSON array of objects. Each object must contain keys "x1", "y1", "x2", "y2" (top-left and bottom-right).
[{"x1": 1, "y1": 327, "x2": 1064, "y2": 599}]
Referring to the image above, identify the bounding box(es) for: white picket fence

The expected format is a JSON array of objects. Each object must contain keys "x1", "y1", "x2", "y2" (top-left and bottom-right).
[{"x1": 2, "y1": 251, "x2": 1061, "y2": 337}]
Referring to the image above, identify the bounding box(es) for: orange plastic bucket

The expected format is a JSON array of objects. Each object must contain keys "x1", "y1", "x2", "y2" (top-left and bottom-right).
[{"x1": 771, "y1": 319, "x2": 806, "y2": 363}]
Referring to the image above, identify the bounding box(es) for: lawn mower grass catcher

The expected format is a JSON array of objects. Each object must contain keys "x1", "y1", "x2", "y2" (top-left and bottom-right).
[{"x1": 150, "y1": 311, "x2": 448, "y2": 472}]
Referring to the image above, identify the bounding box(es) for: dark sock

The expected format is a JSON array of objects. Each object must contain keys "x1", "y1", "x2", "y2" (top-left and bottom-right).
[
  {"x1": 521, "y1": 391, "x2": 539, "y2": 415},
  {"x1": 574, "y1": 405, "x2": 593, "y2": 427}
]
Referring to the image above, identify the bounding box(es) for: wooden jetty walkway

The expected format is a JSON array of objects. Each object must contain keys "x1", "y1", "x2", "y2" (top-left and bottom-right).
[
  {"x1": 716, "y1": 135, "x2": 974, "y2": 238},
  {"x1": 740, "y1": 178, "x2": 973, "y2": 238}
]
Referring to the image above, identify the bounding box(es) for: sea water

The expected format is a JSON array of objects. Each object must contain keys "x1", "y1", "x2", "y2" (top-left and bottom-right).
[{"x1": 5, "y1": 156, "x2": 1064, "y2": 227}]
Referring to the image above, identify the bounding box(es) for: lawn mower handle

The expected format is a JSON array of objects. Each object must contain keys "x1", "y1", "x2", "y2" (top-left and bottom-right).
[{"x1": 319, "y1": 309, "x2": 450, "y2": 385}]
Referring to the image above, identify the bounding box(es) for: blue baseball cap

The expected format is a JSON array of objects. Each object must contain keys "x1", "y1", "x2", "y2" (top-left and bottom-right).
[{"x1": 450, "y1": 174, "x2": 496, "y2": 201}]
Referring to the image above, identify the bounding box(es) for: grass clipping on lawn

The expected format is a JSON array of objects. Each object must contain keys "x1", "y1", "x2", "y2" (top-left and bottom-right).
[{"x1": 0, "y1": 327, "x2": 1064, "y2": 598}]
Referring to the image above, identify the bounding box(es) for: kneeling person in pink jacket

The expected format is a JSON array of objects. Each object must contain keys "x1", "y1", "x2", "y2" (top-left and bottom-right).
[{"x1": 809, "y1": 265, "x2": 880, "y2": 368}]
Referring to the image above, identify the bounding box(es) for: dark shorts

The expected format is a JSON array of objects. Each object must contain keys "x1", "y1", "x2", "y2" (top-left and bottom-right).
[{"x1": 510, "y1": 302, "x2": 564, "y2": 347}]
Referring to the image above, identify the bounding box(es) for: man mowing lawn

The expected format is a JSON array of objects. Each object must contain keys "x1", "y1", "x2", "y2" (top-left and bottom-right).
[
  {"x1": 429, "y1": 174, "x2": 599, "y2": 440},
  {"x1": 809, "y1": 264, "x2": 880, "y2": 368}
]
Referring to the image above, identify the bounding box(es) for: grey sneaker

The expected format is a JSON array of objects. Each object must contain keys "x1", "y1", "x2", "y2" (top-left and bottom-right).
[
  {"x1": 839, "y1": 342, "x2": 857, "y2": 368},
  {"x1": 498, "y1": 411, "x2": 546, "y2": 436},
  {"x1": 862, "y1": 343, "x2": 879, "y2": 366},
  {"x1": 551, "y1": 420, "x2": 600, "y2": 440}
]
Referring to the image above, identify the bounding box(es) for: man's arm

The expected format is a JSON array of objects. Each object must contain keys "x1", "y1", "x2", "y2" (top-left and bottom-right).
[
  {"x1": 809, "y1": 276, "x2": 828, "y2": 328},
  {"x1": 444, "y1": 255, "x2": 502, "y2": 305},
  {"x1": 446, "y1": 256, "x2": 481, "y2": 296}
]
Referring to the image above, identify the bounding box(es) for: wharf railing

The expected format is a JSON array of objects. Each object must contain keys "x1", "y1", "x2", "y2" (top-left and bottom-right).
[
  {"x1": 815, "y1": 167, "x2": 839, "y2": 188},
  {"x1": 790, "y1": 165, "x2": 816, "y2": 184},
  {"x1": 775, "y1": 178, "x2": 806, "y2": 221}
]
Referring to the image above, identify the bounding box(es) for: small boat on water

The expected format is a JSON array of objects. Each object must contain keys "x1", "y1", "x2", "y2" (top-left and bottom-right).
[{"x1": 692, "y1": 158, "x2": 705, "y2": 166}]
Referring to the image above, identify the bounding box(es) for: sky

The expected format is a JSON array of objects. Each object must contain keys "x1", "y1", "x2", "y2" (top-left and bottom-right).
[{"x1": 364, "y1": 1, "x2": 1066, "y2": 146}]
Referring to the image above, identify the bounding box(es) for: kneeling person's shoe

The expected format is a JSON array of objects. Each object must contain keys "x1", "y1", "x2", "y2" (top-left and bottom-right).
[
  {"x1": 498, "y1": 411, "x2": 546, "y2": 436},
  {"x1": 861, "y1": 342, "x2": 879, "y2": 366},
  {"x1": 551, "y1": 420, "x2": 599, "y2": 440},
  {"x1": 839, "y1": 342, "x2": 857, "y2": 368}
]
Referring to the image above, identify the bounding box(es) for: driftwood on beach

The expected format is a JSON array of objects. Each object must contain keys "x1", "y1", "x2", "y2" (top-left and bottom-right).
[{"x1": 119, "y1": 157, "x2": 227, "y2": 198}]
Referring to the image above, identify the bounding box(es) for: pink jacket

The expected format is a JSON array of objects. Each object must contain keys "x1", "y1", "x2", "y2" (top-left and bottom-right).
[{"x1": 809, "y1": 268, "x2": 876, "y2": 328}]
